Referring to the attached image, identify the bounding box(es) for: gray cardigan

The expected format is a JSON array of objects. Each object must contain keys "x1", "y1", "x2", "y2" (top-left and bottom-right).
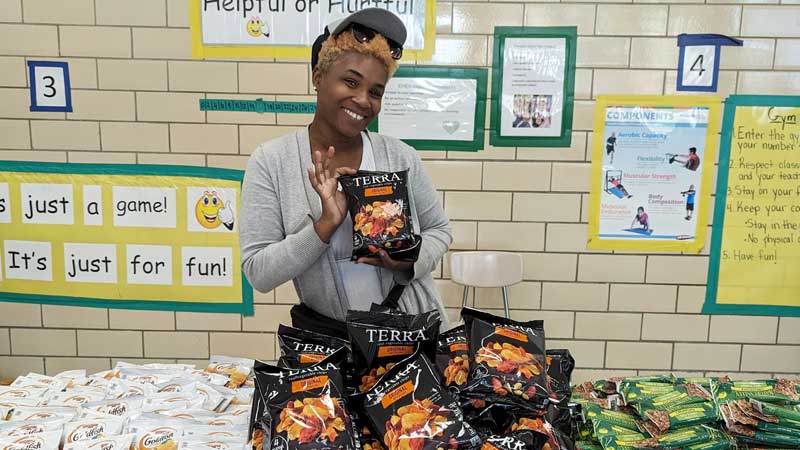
[{"x1": 239, "y1": 128, "x2": 452, "y2": 326}]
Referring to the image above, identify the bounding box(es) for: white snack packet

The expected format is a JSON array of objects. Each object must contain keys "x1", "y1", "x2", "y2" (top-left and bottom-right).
[
  {"x1": 12, "y1": 375, "x2": 67, "y2": 393},
  {"x1": 62, "y1": 416, "x2": 125, "y2": 445},
  {"x1": 117, "y1": 369, "x2": 176, "y2": 386},
  {"x1": 106, "y1": 379, "x2": 157, "y2": 400},
  {"x1": 0, "y1": 430, "x2": 61, "y2": 450},
  {"x1": 0, "y1": 387, "x2": 51, "y2": 400},
  {"x1": 204, "y1": 357, "x2": 252, "y2": 389},
  {"x1": 55, "y1": 370, "x2": 87, "y2": 381},
  {"x1": 63, "y1": 434, "x2": 134, "y2": 450},
  {"x1": 228, "y1": 387, "x2": 252, "y2": 407},
  {"x1": 143, "y1": 393, "x2": 203, "y2": 413},
  {"x1": 193, "y1": 384, "x2": 224, "y2": 412},
  {"x1": 7, "y1": 406, "x2": 78, "y2": 423},
  {"x1": 180, "y1": 426, "x2": 247, "y2": 443},
  {"x1": 79, "y1": 397, "x2": 145, "y2": 419},
  {"x1": 155, "y1": 380, "x2": 196, "y2": 394},
  {"x1": 218, "y1": 405, "x2": 249, "y2": 416},
  {"x1": 0, "y1": 420, "x2": 65, "y2": 438},
  {"x1": 188, "y1": 372, "x2": 228, "y2": 388},
  {"x1": 178, "y1": 440, "x2": 246, "y2": 450},
  {"x1": 46, "y1": 390, "x2": 106, "y2": 407},
  {"x1": 128, "y1": 414, "x2": 193, "y2": 450},
  {"x1": 143, "y1": 364, "x2": 195, "y2": 372},
  {"x1": 0, "y1": 399, "x2": 41, "y2": 421}
]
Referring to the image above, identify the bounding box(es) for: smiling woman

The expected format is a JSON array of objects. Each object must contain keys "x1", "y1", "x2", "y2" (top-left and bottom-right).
[{"x1": 239, "y1": 9, "x2": 452, "y2": 338}]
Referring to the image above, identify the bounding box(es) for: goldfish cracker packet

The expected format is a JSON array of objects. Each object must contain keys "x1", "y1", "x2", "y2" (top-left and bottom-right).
[
  {"x1": 461, "y1": 307, "x2": 550, "y2": 412},
  {"x1": 46, "y1": 389, "x2": 107, "y2": 407},
  {"x1": 62, "y1": 416, "x2": 126, "y2": 445},
  {"x1": 0, "y1": 386, "x2": 51, "y2": 401},
  {"x1": 63, "y1": 434, "x2": 134, "y2": 450},
  {"x1": 189, "y1": 371, "x2": 229, "y2": 388},
  {"x1": 0, "y1": 419, "x2": 66, "y2": 438},
  {"x1": 178, "y1": 441, "x2": 247, "y2": 450},
  {"x1": 106, "y1": 379, "x2": 157, "y2": 399},
  {"x1": 354, "y1": 347, "x2": 481, "y2": 450},
  {"x1": 339, "y1": 170, "x2": 420, "y2": 261},
  {"x1": 7, "y1": 406, "x2": 78, "y2": 423},
  {"x1": 117, "y1": 368, "x2": 178, "y2": 386},
  {"x1": 156, "y1": 379, "x2": 197, "y2": 394},
  {"x1": 0, "y1": 398, "x2": 41, "y2": 421},
  {"x1": 206, "y1": 356, "x2": 253, "y2": 390},
  {"x1": 79, "y1": 397, "x2": 145, "y2": 420},
  {"x1": 143, "y1": 392, "x2": 205, "y2": 413},
  {"x1": 346, "y1": 309, "x2": 440, "y2": 393},
  {"x1": 128, "y1": 413, "x2": 195, "y2": 450},
  {"x1": 435, "y1": 325, "x2": 470, "y2": 392},
  {"x1": 276, "y1": 325, "x2": 350, "y2": 369},
  {"x1": 0, "y1": 430, "x2": 62, "y2": 450},
  {"x1": 253, "y1": 348, "x2": 358, "y2": 450},
  {"x1": 181, "y1": 425, "x2": 248, "y2": 443},
  {"x1": 12, "y1": 374, "x2": 68, "y2": 393}
]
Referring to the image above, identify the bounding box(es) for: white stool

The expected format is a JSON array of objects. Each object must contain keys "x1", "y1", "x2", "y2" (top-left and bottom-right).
[{"x1": 450, "y1": 251, "x2": 523, "y2": 318}]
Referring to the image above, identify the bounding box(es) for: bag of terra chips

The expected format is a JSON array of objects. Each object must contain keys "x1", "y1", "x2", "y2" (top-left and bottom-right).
[
  {"x1": 481, "y1": 430, "x2": 549, "y2": 450},
  {"x1": 346, "y1": 309, "x2": 440, "y2": 393},
  {"x1": 435, "y1": 326, "x2": 470, "y2": 392},
  {"x1": 276, "y1": 325, "x2": 350, "y2": 368},
  {"x1": 545, "y1": 350, "x2": 575, "y2": 402},
  {"x1": 253, "y1": 349, "x2": 358, "y2": 450},
  {"x1": 354, "y1": 348, "x2": 481, "y2": 450},
  {"x1": 462, "y1": 307, "x2": 549, "y2": 412},
  {"x1": 339, "y1": 170, "x2": 420, "y2": 261}
]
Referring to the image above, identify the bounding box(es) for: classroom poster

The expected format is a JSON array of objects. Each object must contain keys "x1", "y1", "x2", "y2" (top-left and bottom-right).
[
  {"x1": 588, "y1": 95, "x2": 721, "y2": 252},
  {"x1": 190, "y1": 0, "x2": 436, "y2": 60},
  {"x1": 704, "y1": 95, "x2": 800, "y2": 317},
  {"x1": 0, "y1": 161, "x2": 253, "y2": 315}
]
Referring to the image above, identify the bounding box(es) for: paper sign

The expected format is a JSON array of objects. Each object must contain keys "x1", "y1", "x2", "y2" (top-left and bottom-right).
[
  {"x1": 64, "y1": 243, "x2": 117, "y2": 284},
  {"x1": 28, "y1": 61, "x2": 72, "y2": 112},
  {"x1": 704, "y1": 95, "x2": 800, "y2": 317},
  {"x1": 182, "y1": 247, "x2": 233, "y2": 287},
  {"x1": 186, "y1": 187, "x2": 237, "y2": 232},
  {"x1": 112, "y1": 186, "x2": 177, "y2": 228},
  {"x1": 3, "y1": 240, "x2": 53, "y2": 282},
  {"x1": 83, "y1": 185, "x2": 103, "y2": 226},
  {"x1": 126, "y1": 245, "x2": 172, "y2": 286},
  {"x1": 676, "y1": 34, "x2": 742, "y2": 93},
  {"x1": 0, "y1": 183, "x2": 9, "y2": 224},
  {"x1": 20, "y1": 183, "x2": 74, "y2": 225}
]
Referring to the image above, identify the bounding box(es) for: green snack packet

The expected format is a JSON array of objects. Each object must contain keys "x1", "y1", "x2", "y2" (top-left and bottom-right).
[
  {"x1": 631, "y1": 425, "x2": 725, "y2": 450},
  {"x1": 638, "y1": 401, "x2": 719, "y2": 432},
  {"x1": 673, "y1": 376, "x2": 730, "y2": 388},
  {"x1": 592, "y1": 420, "x2": 645, "y2": 441},
  {"x1": 634, "y1": 384, "x2": 712, "y2": 413},
  {"x1": 575, "y1": 441, "x2": 603, "y2": 450},
  {"x1": 751, "y1": 399, "x2": 800, "y2": 422},
  {"x1": 683, "y1": 437, "x2": 735, "y2": 450},
  {"x1": 598, "y1": 434, "x2": 644, "y2": 450},
  {"x1": 619, "y1": 381, "x2": 677, "y2": 405},
  {"x1": 729, "y1": 423, "x2": 800, "y2": 448},
  {"x1": 712, "y1": 379, "x2": 800, "y2": 405},
  {"x1": 754, "y1": 421, "x2": 800, "y2": 438},
  {"x1": 585, "y1": 404, "x2": 640, "y2": 431}
]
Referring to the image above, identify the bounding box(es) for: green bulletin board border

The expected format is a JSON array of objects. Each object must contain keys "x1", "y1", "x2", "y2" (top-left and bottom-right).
[
  {"x1": 703, "y1": 95, "x2": 800, "y2": 317},
  {"x1": 489, "y1": 26, "x2": 577, "y2": 148},
  {"x1": 369, "y1": 66, "x2": 488, "y2": 151},
  {"x1": 0, "y1": 160, "x2": 255, "y2": 316}
]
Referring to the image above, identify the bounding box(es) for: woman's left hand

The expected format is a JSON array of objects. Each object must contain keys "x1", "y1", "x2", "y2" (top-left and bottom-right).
[{"x1": 357, "y1": 250, "x2": 413, "y2": 274}]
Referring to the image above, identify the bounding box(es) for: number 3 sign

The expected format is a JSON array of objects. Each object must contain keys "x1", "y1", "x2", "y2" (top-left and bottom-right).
[
  {"x1": 28, "y1": 61, "x2": 73, "y2": 112},
  {"x1": 677, "y1": 34, "x2": 742, "y2": 92}
]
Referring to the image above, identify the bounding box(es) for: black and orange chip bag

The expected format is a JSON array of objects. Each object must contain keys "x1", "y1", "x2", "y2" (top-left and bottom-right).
[
  {"x1": 480, "y1": 430, "x2": 549, "y2": 450},
  {"x1": 346, "y1": 309, "x2": 440, "y2": 393},
  {"x1": 546, "y1": 349, "x2": 575, "y2": 402},
  {"x1": 435, "y1": 325, "x2": 470, "y2": 392},
  {"x1": 339, "y1": 170, "x2": 420, "y2": 261},
  {"x1": 252, "y1": 349, "x2": 358, "y2": 450},
  {"x1": 354, "y1": 348, "x2": 481, "y2": 450},
  {"x1": 462, "y1": 308, "x2": 550, "y2": 412},
  {"x1": 276, "y1": 325, "x2": 350, "y2": 369}
]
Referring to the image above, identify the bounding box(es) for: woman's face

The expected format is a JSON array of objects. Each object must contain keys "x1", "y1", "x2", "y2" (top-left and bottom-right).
[{"x1": 313, "y1": 51, "x2": 388, "y2": 138}]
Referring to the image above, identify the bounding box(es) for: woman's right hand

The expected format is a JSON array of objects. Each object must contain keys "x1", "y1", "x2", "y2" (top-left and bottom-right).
[{"x1": 307, "y1": 146, "x2": 356, "y2": 243}]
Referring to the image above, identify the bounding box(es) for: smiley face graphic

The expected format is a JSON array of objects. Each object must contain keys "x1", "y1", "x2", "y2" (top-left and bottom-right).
[
  {"x1": 246, "y1": 16, "x2": 269, "y2": 38},
  {"x1": 194, "y1": 191, "x2": 235, "y2": 231}
]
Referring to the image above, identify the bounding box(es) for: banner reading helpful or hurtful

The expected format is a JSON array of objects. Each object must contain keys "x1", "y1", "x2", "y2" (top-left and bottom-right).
[{"x1": 0, "y1": 161, "x2": 253, "y2": 315}]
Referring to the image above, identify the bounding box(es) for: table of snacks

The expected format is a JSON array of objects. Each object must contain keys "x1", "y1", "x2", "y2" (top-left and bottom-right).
[{"x1": 1, "y1": 306, "x2": 798, "y2": 450}]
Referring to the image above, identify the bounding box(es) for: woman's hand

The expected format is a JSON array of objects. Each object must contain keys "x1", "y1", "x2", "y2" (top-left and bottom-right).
[
  {"x1": 357, "y1": 250, "x2": 414, "y2": 274},
  {"x1": 308, "y1": 146, "x2": 356, "y2": 243}
]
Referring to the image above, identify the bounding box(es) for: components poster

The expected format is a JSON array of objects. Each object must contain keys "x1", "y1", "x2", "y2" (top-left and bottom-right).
[
  {"x1": 704, "y1": 95, "x2": 800, "y2": 317},
  {"x1": 588, "y1": 95, "x2": 721, "y2": 252},
  {"x1": 0, "y1": 161, "x2": 253, "y2": 315}
]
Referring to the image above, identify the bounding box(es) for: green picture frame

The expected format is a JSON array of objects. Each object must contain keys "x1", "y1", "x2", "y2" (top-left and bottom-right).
[
  {"x1": 490, "y1": 26, "x2": 577, "y2": 148},
  {"x1": 0, "y1": 160, "x2": 254, "y2": 316},
  {"x1": 369, "y1": 66, "x2": 488, "y2": 151}
]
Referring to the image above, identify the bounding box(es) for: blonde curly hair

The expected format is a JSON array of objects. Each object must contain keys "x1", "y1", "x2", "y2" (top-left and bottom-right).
[{"x1": 315, "y1": 29, "x2": 399, "y2": 78}]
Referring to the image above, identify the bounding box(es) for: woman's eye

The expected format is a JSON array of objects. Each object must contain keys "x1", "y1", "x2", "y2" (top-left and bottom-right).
[
  {"x1": 344, "y1": 78, "x2": 357, "y2": 87},
  {"x1": 369, "y1": 90, "x2": 383, "y2": 99}
]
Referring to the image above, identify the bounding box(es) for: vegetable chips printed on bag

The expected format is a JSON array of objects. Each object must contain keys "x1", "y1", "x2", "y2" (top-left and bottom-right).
[
  {"x1": 435, "y1": 326, "x2": 470, "y2": 392},
  {"x1": 339, "y1": 170, "x2": 419, "y2": 261},
  {"x1": 346, "y1": 309, "x2": 440, "y2": 393},
  {"x1": 354, "y1": 348, "x2": 481, "y2": 450},
  {"x1": 253, "y1": 349, "x2": 358, "y2": 450},
  {"x1": 276, "y1": 325, "x2": 350, "y2": 369},
  {"x1": 462, "y1": 308, "x2": 549, "y2": 412}
]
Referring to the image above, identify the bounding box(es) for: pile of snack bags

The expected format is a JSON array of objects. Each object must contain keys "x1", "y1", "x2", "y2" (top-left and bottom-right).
[
  {"x1": 572, "y1": 375, "x2": 800, "y2": 449},
  {"x1": 0, "y1": 356, "x2": 255, "y2": 450},
  {"x1": 251, "y1": 306, "x2": 578, "y2": 450}
]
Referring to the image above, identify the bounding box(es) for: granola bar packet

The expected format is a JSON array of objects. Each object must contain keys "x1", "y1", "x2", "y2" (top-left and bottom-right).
[
  {"x1": 628, "y1": 425, "x2": 727, "y2": 450},
  {"x1": 339, "y1": 170, "x2": 420, "y2": 261},
  {"x1": 435, "y1": 326, "x2": 470, "y2": 392},
  {"x1": 726, "y1": 423, "x2": 800, "y2": 448},
  {"x1": 253, "y1": 349, "x2": 358, "y2": 450},
  {"x1": 276, "y1": 325, "x2": 350, "y2": 369},
  {"x1": 636, "y1": 401, "x2": 719, "y2": 433},
  {"x1": 354, "y1": 348, "x2": 481, "y2": 450},
  {"x1": 346, "y1": 309, "x2": 440, "y2": 393},
  {"x1": 461, "y1": 307, "x2": 549, "y2": 412},
  {"x1": 713, "y1": 379, "x2": 800, "y2": 405}
]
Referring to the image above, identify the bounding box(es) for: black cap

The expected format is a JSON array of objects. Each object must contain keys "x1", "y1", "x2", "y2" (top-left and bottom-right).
[{"x1": 311, "y1": 9, "x2": 407, "y2": 71}]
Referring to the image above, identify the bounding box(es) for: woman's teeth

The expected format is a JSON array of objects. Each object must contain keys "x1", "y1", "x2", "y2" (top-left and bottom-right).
[{"x1": 344, "y1": 108, "x2": 364, "y2": 121}]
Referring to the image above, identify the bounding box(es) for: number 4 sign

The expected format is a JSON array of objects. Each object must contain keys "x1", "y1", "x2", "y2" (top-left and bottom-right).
[
  {"x1": 28, "y1": 61, "x2": 73, "y2": 112},
  {"x1": 677, "y1": 34, "x2": 742, "y2": 92}
]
